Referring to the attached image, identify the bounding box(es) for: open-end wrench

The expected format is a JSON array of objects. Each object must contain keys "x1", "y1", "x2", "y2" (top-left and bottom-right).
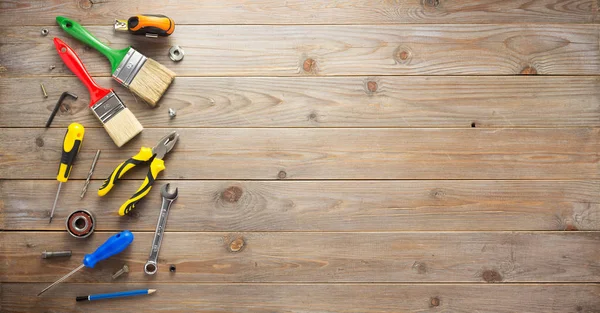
[{"x1": 144, "y1": 183, "x2": 178, "y2": 275}]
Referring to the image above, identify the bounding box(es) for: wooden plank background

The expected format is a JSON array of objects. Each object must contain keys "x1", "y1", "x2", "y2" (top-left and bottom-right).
[
  {"x1": 3, "y1": 25, "x2": 600, "y2": 76},
  {"x1": 3, "y1": 231, "x2": 600, "y2": 283},
  {"x1": 1, "y1": 1, "x2": 599, "y2": 312},
  {"x1": 3, "y1": 77, "x2": 600, "y2": 128},
  {"x1": 1, "y1": 128, "x2": 598, "y2": 180},
  {"x1": 3, "y1": 284, "x2": 599, "y2": 313},
  {"x1": 2, "y1": 180, "x2": 598, "y2": 231},
  {"x1": 1, "y1": 0, "x2": 598, "y2": 25}
]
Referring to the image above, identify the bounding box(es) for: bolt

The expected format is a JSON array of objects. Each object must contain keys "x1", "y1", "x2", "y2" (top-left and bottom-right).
[
  {"x1": 111, "y1": 264, "x2": 129, "y2": 280},
  {"x1": 168, "y1": 108, "x2": 177, "y2": 118},
  {"x1": 169, "y1": 264, "x2": 176, "y2": 272},
  {"x1": 41, "y1": 250, "x2": 72, "y2": 259}
]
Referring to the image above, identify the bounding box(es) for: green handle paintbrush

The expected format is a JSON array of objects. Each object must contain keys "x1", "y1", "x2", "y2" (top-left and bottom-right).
[
  {"x1": 56, "y1": 16, "x2": 175, "y2": 107},
  {"x1": 56, "y1": 16, "x2": 129, "y2": 73}
]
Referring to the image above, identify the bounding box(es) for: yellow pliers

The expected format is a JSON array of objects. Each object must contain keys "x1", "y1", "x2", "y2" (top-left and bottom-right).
[{"x1": 98, "y1": 131, "x2": 179, "y2": 216}]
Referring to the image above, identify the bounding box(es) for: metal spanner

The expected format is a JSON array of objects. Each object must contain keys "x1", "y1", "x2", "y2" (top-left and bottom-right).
[{"x1": 144, "y1": 183, "x2": 178, "y2": 275}]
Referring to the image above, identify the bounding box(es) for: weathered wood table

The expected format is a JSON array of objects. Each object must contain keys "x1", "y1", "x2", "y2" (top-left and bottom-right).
[{"x1": 1, "y1": 1, "x2": 599, "y2": 312}]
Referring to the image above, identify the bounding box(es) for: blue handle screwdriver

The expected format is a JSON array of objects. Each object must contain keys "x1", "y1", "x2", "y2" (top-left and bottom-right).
[{"x1": 37, "y1": 230, "x2": 134, "y2": 296}]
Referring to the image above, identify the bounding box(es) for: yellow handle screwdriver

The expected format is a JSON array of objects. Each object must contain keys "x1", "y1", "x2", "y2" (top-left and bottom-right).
[{"x1": 49, "y1": 122, "x2": 85, "y2": 223}]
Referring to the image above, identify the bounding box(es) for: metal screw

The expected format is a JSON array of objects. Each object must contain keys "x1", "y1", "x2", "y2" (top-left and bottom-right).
[
  {"x1": 41, "y1": 28, "x2": 49, "y2": 36},
  {"x1": 168, "y1": 108, "x2": 176, "y2": 118},
  {"x1": 40, "y1": 83, "x2": 48, "y2": 98},
  {"x1": 41, "y1": 250, "x2": 72, "y2": 259},
  {"x1": 111, "y1": 264, "x2": 129, "y2": 280}
]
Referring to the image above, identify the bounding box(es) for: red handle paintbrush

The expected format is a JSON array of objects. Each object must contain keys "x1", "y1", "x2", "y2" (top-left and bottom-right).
[{"x1": 54, "y1": 38, "x2": 143, "y2": 147}]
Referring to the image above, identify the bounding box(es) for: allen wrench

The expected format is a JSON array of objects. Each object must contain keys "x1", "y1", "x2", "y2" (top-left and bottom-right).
[{"x1": 45, "y1": 92, "x2": 78, "y2": 127}]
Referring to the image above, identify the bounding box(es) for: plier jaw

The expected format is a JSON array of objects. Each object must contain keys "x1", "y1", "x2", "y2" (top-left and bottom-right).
[
  {"x1": 152, "y1": 131, "x2": 179, "y2": 160},
  {"x1": 98, "y1": 131, "x2": 180, "y2": 215}
]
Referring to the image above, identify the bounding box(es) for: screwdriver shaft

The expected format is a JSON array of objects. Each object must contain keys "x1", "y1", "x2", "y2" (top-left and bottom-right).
[
  {"x1": 49, "y1": 182, "x2": 62, "y2": 223},
  {"x1": 37, "y1": 263, "x2": 84, "y2": 296}
]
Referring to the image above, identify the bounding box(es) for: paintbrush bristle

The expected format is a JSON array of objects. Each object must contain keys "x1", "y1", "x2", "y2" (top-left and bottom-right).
[
  {"x1": 129, "y1": 58, "x2": 175, "y2": 107},
  {"x1": 103, "y1": 108, "x2": 143, "y2": 147}
]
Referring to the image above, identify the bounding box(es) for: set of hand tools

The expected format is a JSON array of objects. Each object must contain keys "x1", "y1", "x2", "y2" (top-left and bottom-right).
[{"x1": 41, "y1": 14, "x2": 182, "y2": 303}]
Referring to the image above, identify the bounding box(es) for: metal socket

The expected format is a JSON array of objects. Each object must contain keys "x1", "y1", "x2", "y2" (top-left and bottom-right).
[{"x1": 66, "y1": 210, "x2": 95, "y2": 238}]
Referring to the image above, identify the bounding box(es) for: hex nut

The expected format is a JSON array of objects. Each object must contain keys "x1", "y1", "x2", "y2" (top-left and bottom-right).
[{"x1": 169, "y1": 46, "x2": 184, "y2": 62}]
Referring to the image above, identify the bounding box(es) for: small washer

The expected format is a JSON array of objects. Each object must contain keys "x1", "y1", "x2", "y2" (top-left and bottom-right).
[
  {"x1": 169, "y1": 46, "x2": 184, "y2": 62},
  {"x1": 41, "y1": 28, "x2": 49, "y2": 36},
  {"x1": 66, "y1": 210, "x2": 95, "y2": 238}
]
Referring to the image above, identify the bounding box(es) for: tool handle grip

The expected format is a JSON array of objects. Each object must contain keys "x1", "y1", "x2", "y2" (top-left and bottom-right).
[
  {"x1": 57, "y1": 123, "x2": 85, "y2": 182},
  {"x1": 56, "y1": 16, "x2": 129, "y2": 72},
  {"x1": 53, "y1": 38, "x2": 110, "y2": 106},
  {"x1": 127, "y1": 15, "x2": 174, "y2": 37},
  {"x1": 83, "y1": 230, "x2": 134, "y2": 268},
  {"x1": 119, "y1": 158, "x2": 165, "y2": 216},
  {"x1": 98, "y1": 147, "x2": 153, "y2": 196}
]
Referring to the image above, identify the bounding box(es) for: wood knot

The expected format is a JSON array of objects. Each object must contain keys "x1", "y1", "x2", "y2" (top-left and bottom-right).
[
  {"x1": 222, "y1": 186, "x2": 243, "y2": 203},
  {"x1": 78, "y1": 0, "x2": 93, "y2": 9},
  {"x1": 303, "y1": 58, "x2": 316, "y2": 73},
  {"x1": 229, "y1": 237, "x2": 245, "y2": 252},
  {"x1": 564, "y1": 224, "x2": 578, "y2": 231},
  {"x1": 278, "y1": 170, "x2": 287, "y2": 179},
  {"x1": 393, "y1": 46, "x2": 412, "y2": 64},
  {"x1": 430, "y1": 188, "x2": 446, "y2": 199},
  {"x1": 308, "y1": 112, "x2": 318, "y2": 121},
  {"x1": 366, "y1": 81, "x2": 378, "y2": 93},
  {"x1": 423, "y1": 0, "x2": 440, "y2": 8},
  {"x1": 35, "y1": 137, "x2": 44, "y2": 147},
  {"x1": 59, "y1": 103, "x2": 70, "y2": 113},
  {"x1": 398, "y1": 51, "x2": 409, "y2": 60},
  {"x1": 576, "y1": 305, "x2": 583, "y2": 312},
  {"x1": 127, "y1": 210, "x2": 141, "y2": 219},
  {"x1": 412, "y1": 261, "x2": 427, "y2": 274},
  {"x1": 520, "y1": 66, "x2": 537, "y2": 75},
  {"x1": 482, "y1": 270, "x2": 502, "y2": 282},
  {"x1": 430, "y1": 297, "x2": 440, "y2": 307}
]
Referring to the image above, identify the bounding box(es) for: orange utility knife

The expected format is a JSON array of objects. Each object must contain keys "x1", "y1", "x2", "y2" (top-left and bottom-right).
[{"x1": 115, "y1": 14, "x2": 174, "y2": 37}]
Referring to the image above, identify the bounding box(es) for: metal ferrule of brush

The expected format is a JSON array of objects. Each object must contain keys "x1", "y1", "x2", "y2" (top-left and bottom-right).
[
  {"x1": 91, "y1": 91, "x2": 126, "y2": 123},
  {"x1": 112, "y1": 49, "x2": 147, "y2": 87}
]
